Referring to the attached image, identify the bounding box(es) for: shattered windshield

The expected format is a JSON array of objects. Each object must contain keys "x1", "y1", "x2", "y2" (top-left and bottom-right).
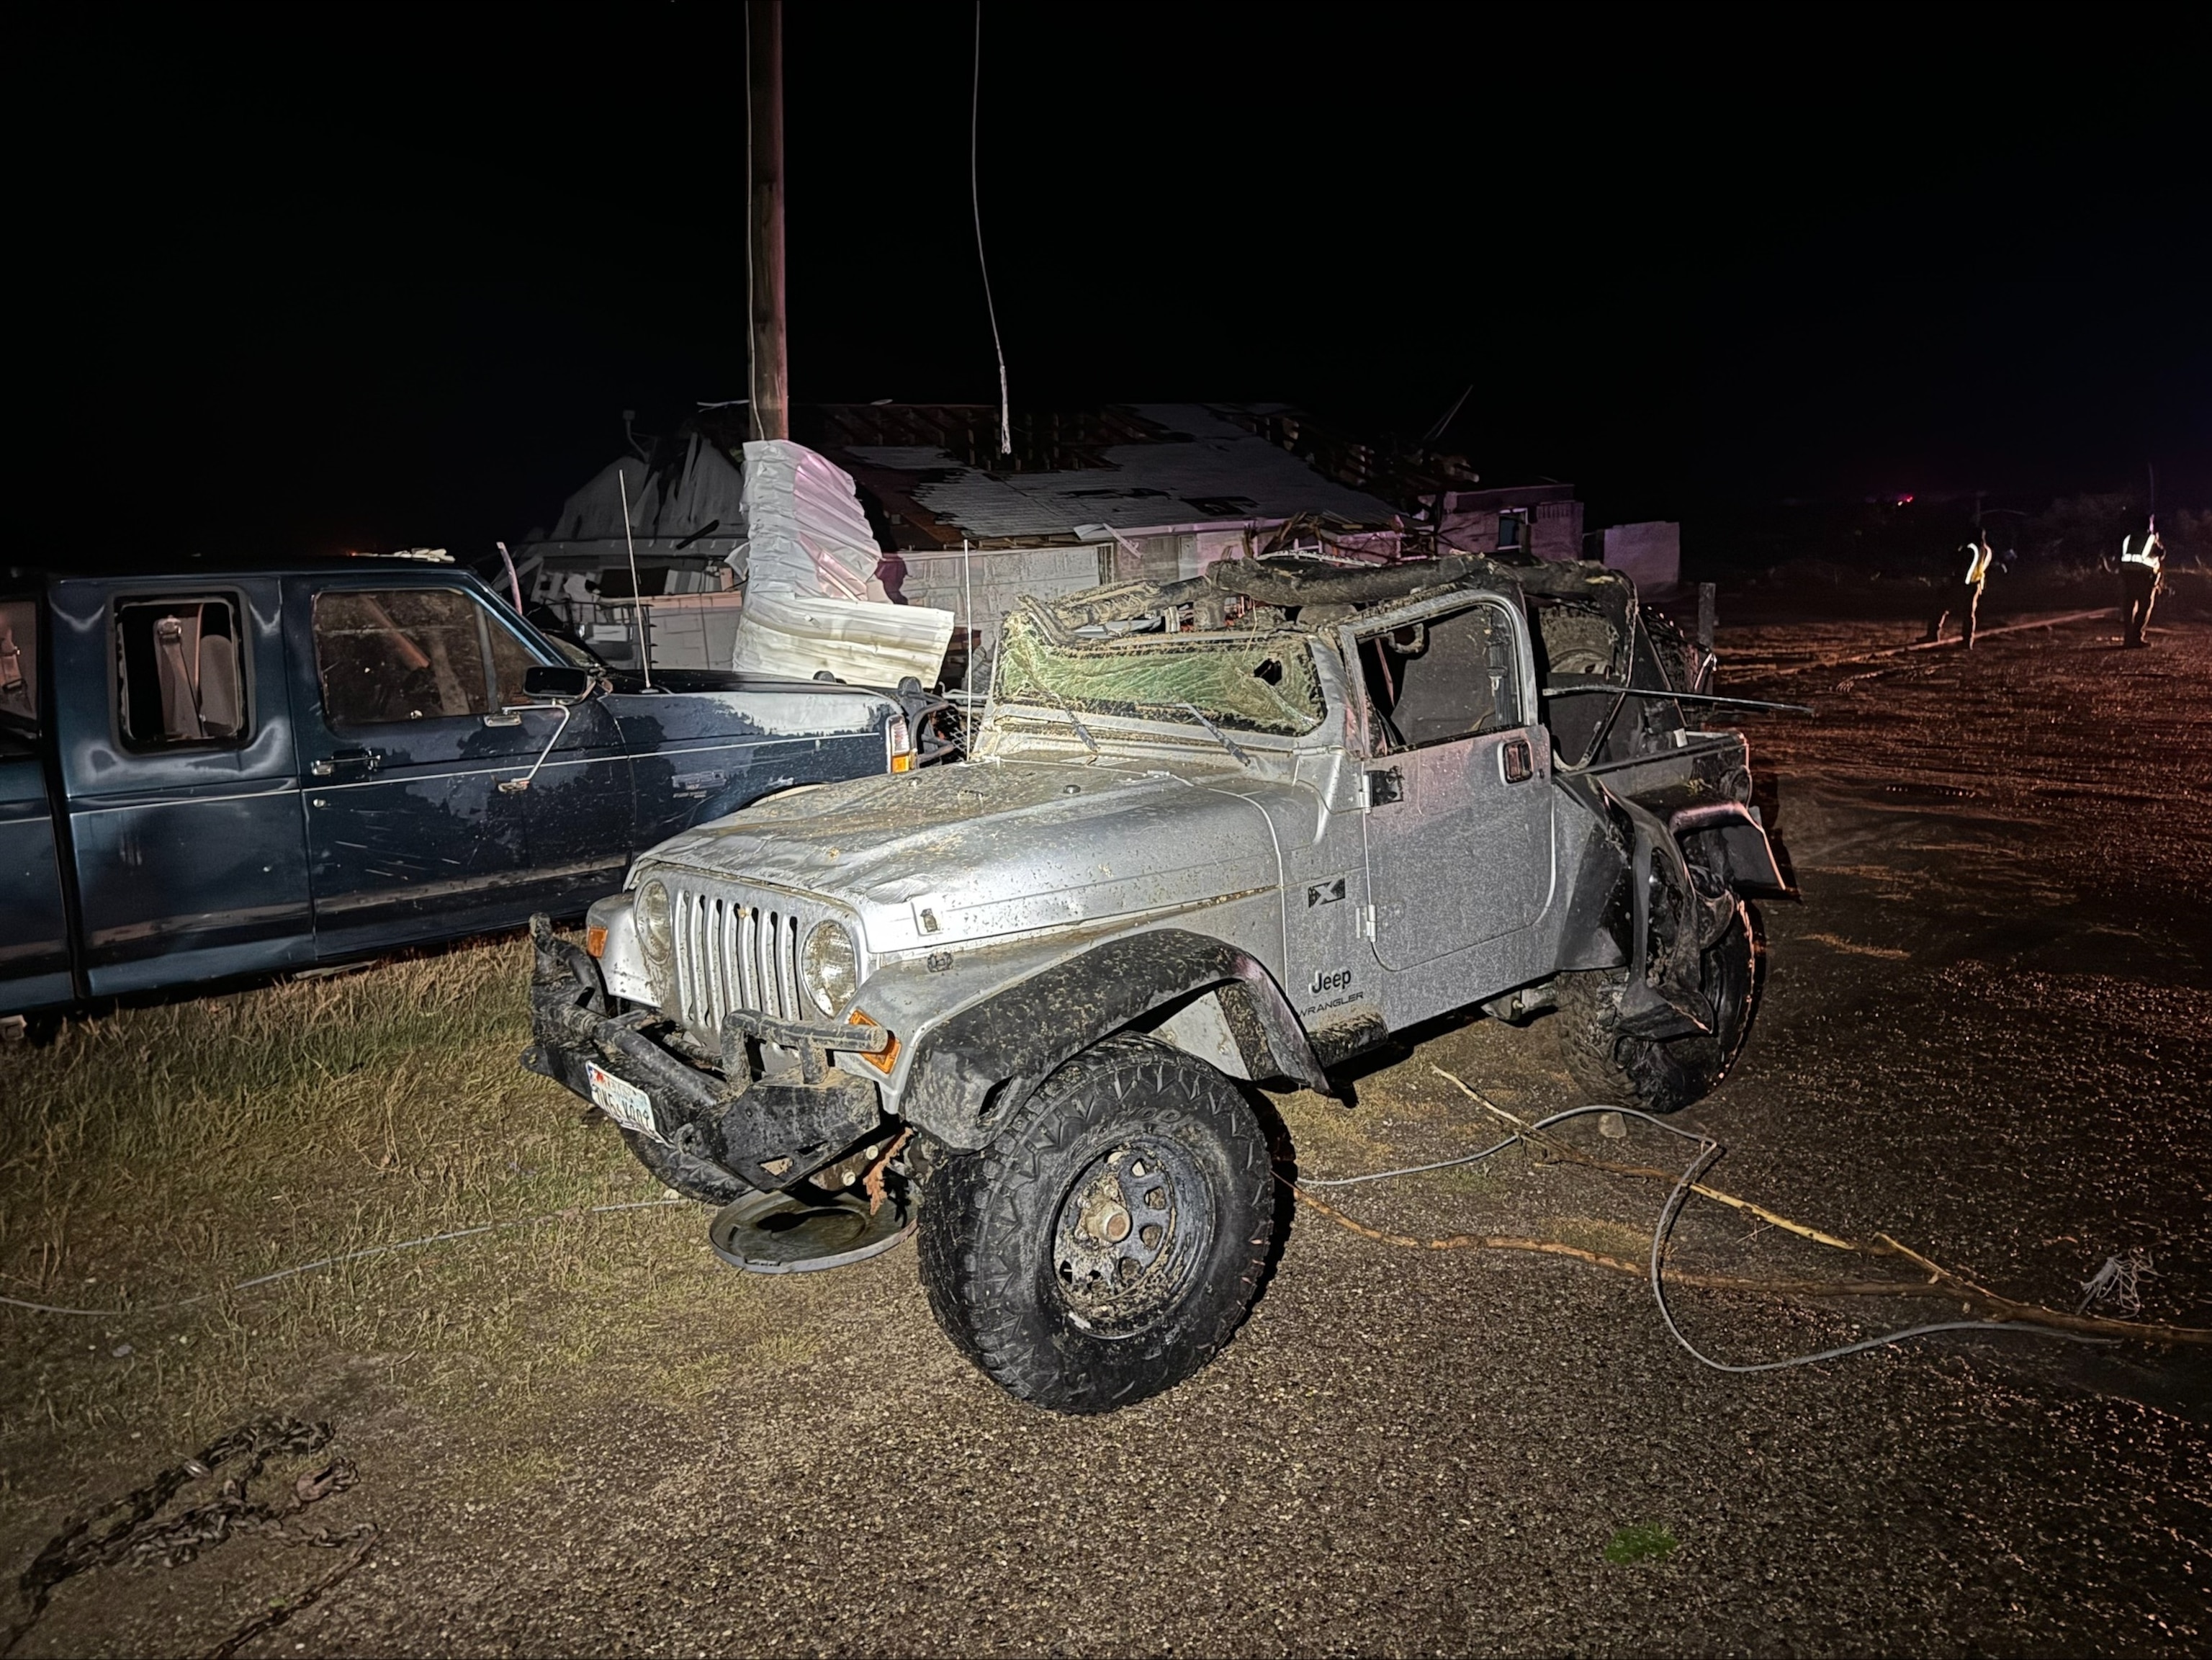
[{"x1": 994, "y1": 611, "x2": 1326, "y2": 737}]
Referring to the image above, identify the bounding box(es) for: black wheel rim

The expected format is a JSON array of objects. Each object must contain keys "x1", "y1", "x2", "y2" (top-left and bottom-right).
[{"x1": 1048, "y1": 1136, "x2": 1215, "y2": 1336}]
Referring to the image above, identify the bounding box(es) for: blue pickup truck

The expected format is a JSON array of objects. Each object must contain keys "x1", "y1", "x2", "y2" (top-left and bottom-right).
[{"x1": 1, "y1": 555, "x2": 924, "y2": 1019}]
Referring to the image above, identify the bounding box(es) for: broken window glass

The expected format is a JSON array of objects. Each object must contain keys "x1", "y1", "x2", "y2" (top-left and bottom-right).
[
  {"x1": 1356, "y1": 601, "x2": 1521, "y2": 754},
  {"x1": 994, "y1": 611, "x2": 1325, "y2": 737},
  {"x1": 114, "y1": 595, "x2": 248, "y2": 750},
  {"x1": 313, "y1": 588, "x2": 496, "y2": 727}
]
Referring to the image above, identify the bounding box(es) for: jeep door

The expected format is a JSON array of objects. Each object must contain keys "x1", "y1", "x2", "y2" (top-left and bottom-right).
[
  {"x1": 289, "y1": 575, "x2": 630, "y2": 956},
  {"x1": 0, "y1": 591, "x2": 72, "y2": 1011},
  {"x1": 1347, "y1": 596, "x2": 1555, "y2": 980},
  {"x1": 48, "y1": 577, "x2": 315, "y2": 995}
]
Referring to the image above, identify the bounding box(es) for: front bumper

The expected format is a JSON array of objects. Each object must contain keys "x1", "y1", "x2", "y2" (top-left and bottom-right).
[{"x1": 521, "y1": 915, "x2": 892, "y2": 1190}]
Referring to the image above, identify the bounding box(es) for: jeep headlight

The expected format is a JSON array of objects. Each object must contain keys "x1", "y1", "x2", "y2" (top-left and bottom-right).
[
  {"x1": 801, "y1": 919, "x2": 859, "y2": 1016},
  {"x1": 636, "y1": 878, "x2": 673, "y2": 963}
]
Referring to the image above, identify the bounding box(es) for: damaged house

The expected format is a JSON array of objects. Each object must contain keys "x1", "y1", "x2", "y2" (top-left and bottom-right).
[
  {"x1": 511, "y1": 408, "x2": 753, "y2": 670},
  {"x1": 513, "y1": 400, "x2": 1640, "y2": 691}
]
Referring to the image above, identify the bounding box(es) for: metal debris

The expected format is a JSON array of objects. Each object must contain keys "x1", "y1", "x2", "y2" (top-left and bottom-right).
[{"x1": 3, "y1": 1417, "x2": 373, "y2": 1657}]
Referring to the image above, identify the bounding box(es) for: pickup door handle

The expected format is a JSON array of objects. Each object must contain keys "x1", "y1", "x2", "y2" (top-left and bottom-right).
[
  {"x1": 1364, "y1": 766, "x2": 1403, "y2": 807},
  {"x1": 1501, "y1": 738, "x2": 1534, "y2": 783},
  {"x1": 311, "y1": 748, "x2": 383, "y2": 780}
]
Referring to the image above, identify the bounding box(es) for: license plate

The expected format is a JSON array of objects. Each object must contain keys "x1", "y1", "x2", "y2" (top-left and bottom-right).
[{"x1": 587, "y1": 1062, "x2": 660, "y2": 1141}]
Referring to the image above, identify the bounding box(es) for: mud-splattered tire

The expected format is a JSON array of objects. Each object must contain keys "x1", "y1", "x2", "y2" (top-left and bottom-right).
[
  {"x1": 1555, "y1": 908, "x2": 1762, "y2": 1114},
  {"x1": 917, "y1": 1033, "x2": 1277, "y2": 1414},
  {"x1": 616, "y1": 1125, "x2": 753, "y2": 1206}
]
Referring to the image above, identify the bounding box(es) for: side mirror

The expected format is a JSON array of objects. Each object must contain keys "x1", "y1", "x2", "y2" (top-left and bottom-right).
[{"x1": 523, "y1": 664, "x2": 594, "y2": 701}]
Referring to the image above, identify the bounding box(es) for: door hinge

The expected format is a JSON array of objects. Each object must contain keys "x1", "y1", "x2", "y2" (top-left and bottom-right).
[{"x1": 1358, "y1": 905, "x2": 1377, "y2": 939}]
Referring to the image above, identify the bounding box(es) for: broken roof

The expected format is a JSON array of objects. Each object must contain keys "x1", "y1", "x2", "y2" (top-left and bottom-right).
[{"x1": 794, "y1": 403, "x2": 1411, "y2": 549}]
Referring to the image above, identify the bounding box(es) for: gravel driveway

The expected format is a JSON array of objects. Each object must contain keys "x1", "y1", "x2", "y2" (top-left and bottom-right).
[{"x1": 10, "y1": 611, "x2": 2206, "y2": 1656}]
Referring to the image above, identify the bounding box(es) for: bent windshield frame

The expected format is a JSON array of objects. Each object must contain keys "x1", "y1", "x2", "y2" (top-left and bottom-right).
[{"x1": 993, "y1": 611, "x2": 1326, "y2": 737}]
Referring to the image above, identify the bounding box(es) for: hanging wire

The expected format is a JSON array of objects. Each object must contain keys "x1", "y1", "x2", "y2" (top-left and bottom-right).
[{"x1": 971, "y1": 3, "x2": 1012, "y2": 457}]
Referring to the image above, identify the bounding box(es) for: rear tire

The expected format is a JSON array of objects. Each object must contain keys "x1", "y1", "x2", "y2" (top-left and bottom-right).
[
  {"x1": 1555, "y1": 907, "x2": 1761, "y2": 1114},
  {"x1": 917, "y1": 1033, "x2": 1277, "y2": 1414}
]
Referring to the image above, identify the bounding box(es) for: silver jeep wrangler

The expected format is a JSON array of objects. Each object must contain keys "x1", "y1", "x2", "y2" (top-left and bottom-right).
[{"x1": 524, "y1": 553, "x2": 1789, "y2": 1412}]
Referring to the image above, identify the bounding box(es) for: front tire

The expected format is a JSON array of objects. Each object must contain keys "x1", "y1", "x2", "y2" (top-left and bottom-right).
[
  {"x1": 1555, "y1": 907, "x2": 1761, "y2": 1114},
  {"x1": 917, "y1": 1033, "x2": 1277, "y2": 1414}
]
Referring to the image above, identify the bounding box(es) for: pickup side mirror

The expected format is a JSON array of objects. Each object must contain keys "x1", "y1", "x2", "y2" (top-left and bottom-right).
[{"x1": 523, "y1": 664, "x2": 595, "y2": 701}]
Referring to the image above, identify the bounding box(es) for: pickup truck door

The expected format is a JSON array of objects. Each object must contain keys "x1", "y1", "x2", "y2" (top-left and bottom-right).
[
  {"x1": 0, "y1": 592, "x2": 72, "y2": 1011},
  {"x1": 48, "y1": 577, "x2": 315, "y2": 995},
  {"x1": 1348, "y1": 598, "x2": 1555, "y2": 979},
  {"x1": 288, "y1": 575, "x2": 631, "y2": 956}
]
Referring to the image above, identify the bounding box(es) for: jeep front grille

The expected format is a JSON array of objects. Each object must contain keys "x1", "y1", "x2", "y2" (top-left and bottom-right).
[{"x1": 671, "y1": 887, "x2": 808, "y2": 1031}]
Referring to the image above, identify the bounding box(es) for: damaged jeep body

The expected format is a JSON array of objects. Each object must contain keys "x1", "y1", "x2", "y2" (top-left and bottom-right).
[{"x1": 526, "y1": 552, "x2": 1788, "y2": 1411}]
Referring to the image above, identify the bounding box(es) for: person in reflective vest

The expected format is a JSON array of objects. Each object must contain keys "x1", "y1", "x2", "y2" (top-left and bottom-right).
[
  {"x1": 1925, "y1": 530, "x2": 1995, "y2": 648},
  {"x1": 2119, "y1": 518, "x2": 2164, "y2": 648}
]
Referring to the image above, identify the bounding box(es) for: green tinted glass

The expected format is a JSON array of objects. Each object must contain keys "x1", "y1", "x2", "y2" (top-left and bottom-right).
[{"x1": 994, "y1": 611, "x2": 1325, "y2": 737}]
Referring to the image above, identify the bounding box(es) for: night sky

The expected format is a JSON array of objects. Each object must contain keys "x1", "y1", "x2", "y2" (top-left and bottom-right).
[{"x1": 24, "y1": 10, "x2": 2208, "y2": 562}]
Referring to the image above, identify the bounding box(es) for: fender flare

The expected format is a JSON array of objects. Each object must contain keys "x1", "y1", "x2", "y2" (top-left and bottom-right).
[
  {"x1": 1670, "y1": 802, "x2": 1790, "y2": 895},
  {"x1": 896, "y1": 928, "x2": 1331, "y2": 1151},
  {"x1": 1551, "y1": 794, "x2": 1786, "y2": 977}
]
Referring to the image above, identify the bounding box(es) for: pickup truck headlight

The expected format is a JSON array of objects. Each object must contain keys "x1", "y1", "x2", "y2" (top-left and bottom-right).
[
  {"x1": 801, "y1": 919, "x2": 859, "y2": 1015},
  {"x1": 636, "y1": 878, "x2": 673, "y2": 963}
]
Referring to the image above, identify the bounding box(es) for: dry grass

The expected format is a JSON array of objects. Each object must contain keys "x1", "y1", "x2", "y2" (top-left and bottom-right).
[{"x1": 0, "y1": 938, "x2": 783, "y2": 1519}]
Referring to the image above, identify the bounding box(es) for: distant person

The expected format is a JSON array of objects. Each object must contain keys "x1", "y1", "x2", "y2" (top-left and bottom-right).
[
  {"x1": 1925, "y1": 529, "x2": 1995, "y2": 648},
  {"x1": 2118, "y1": 517, "x2": 2164, "y2": 648}
]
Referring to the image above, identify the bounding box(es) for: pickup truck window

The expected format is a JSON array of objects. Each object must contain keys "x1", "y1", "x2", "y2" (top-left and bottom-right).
[
  {"x1": 485, "y1": 606, "x2": 546, "y2": 707},
  {"x1": 114, "y1": 595, "x2": 248, "y2": 750},
  {"x1": 1357, "y1": 601, "x2": 1522, "y2": 754},
  {"x1": 315, "y1": 587, "x2": 526, "y2": 726},
  {"x1": 0, "y1": 598, "x2": 35, "y2": 736},
  {"x1": 994, "y1": 610, "x2": 1326, "y2": 737}
]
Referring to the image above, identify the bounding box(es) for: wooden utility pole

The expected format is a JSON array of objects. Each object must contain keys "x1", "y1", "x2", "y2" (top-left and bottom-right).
[{"x1": 747, "y1": 1, "x2": 788, "y2": 442}]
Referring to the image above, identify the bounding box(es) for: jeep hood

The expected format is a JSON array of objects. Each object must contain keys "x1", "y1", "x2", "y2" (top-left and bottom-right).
[{"x1": 638, "y1": 761, "x2": 1284, "y2": 950}]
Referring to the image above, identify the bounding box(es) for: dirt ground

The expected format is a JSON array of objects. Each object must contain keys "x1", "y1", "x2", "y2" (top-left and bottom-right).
[{"x1": 2, "y1": 604, "x2": 2207, "y2": 1657}]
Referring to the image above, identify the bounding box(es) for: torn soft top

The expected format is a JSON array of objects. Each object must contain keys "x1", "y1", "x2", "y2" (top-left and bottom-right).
[{"x1": 1039, "y1": 552, "x2": 1640, "y2": 644}]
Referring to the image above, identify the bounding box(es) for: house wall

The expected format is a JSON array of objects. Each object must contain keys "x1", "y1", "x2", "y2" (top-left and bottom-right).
[
  {"x1": 890, "y1": 543, "x2": 1104, "y2": 691},
  {"x1": 639, "y1": 593, "x2": 747, "y2": 670},
  {"x1": 1532, "y1": 500, "x2": 1586, "y2": 563},
  {"x1": 889, "y1": 529, "x2": 1260, "y2": 690},
  {"x1": 1601, "y1": 521, "x2": 1682, "y2": 593},
  {"x1": 1439, "y1": 485, "x2": 1583, "y2": 562}
]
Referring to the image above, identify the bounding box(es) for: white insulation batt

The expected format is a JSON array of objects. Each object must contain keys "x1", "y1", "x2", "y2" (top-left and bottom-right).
[{"x1": 729, "y1": 440, "x2": 954, "y2": 686}]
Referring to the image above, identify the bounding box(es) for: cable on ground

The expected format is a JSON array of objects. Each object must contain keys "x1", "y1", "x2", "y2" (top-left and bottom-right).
[
  {"x1": 0, "y1": 1198, "x2": 686, "y2": 1319},
  {"x1": 1287, "y1": 1068, "x2": 2211, "y2": 1368}
]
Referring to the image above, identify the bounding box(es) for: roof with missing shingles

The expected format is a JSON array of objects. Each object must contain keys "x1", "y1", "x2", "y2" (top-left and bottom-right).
[{"x1": 801, "y1": 403, "x2": 1406, "y2": 548}]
